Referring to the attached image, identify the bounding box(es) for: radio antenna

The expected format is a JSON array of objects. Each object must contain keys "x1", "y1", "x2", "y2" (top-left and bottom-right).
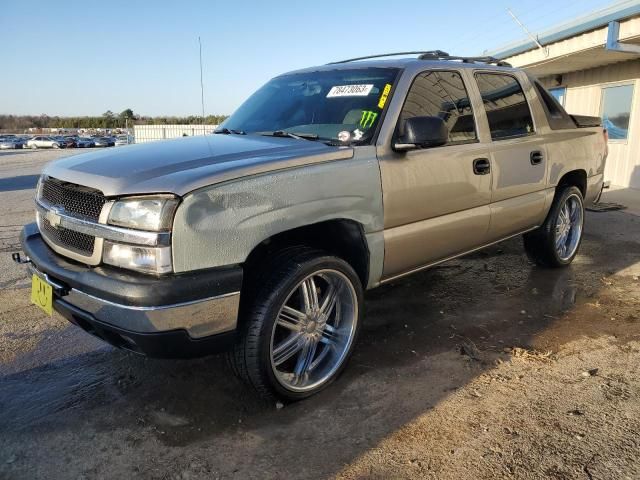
[
  {"x1": 198, "y1": 36, "x2": 206, "y2": 133},
  {"x1": 507, "y1": 8, "x2": 549, "y2": 57}
]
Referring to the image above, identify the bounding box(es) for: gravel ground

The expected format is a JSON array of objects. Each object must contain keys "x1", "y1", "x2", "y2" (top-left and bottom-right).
[{"x1": 0, "y1": 149, "x2": 639, "y2": 480}]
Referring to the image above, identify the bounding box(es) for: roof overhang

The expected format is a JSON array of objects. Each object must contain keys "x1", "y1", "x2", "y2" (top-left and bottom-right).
[
  {"x1": 485, "y1": 2, "x2": 640, "y2": 78},
  {"x1": 504, "y1": 16, "x2": 640, "y2": 77}
]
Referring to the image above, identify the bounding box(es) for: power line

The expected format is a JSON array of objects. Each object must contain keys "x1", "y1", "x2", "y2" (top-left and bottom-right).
[{"x1": 514, "y1": 0, "x2": 624, "y2": 30}]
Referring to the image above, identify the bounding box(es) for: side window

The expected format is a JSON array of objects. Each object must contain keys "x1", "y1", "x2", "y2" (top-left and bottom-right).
[
  {"x1": 475, "y1": 73, "x2": 534, "y2": 140},
  {"x1": 399, "y1": 70, "x2": 477, "y2": 145}
]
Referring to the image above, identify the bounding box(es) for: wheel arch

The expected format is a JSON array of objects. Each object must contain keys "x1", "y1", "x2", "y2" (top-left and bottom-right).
[
  {"x1": 243, "y1": 218, "x2": 371, "y2": 289},
  {"x1": 556, "y1": 169, "x2": 587, "y2": 197}
]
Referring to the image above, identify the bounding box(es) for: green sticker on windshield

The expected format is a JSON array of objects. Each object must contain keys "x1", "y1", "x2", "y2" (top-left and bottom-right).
[{"x1": 360, "y1": 110, "x2": 378, "y2": 128}]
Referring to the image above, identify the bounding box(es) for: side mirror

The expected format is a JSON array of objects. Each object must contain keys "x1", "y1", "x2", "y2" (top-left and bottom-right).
[{"x1": 394, "y1": 116, "x2": 448, "y2": 151}]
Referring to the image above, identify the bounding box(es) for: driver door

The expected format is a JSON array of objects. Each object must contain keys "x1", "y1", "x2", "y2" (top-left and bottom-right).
[{"x1": 378, "y1": 69, "x2": 493, "y2": 280}]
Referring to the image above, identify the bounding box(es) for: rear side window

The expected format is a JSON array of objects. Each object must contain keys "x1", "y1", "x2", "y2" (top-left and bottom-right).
[
  {"x1": 475, "y1": 73, "x2": 534, "y2": 140},
  {"x1": 399, "y1": 70, "x2": 477, "y2": 145},
  {"x1": 533, "y1": 80, "x2": 576, "y2": 130}
]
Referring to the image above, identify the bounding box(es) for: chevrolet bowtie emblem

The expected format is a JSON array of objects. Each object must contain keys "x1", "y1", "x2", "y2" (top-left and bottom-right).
[{"x1": 45, "y1": 209, "x2": 62, "y2": 228}]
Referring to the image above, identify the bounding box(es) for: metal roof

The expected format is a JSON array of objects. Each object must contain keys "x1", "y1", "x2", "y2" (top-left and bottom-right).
[{"x1": 485, "y1": 0, "x2": 640, "y2": 59}]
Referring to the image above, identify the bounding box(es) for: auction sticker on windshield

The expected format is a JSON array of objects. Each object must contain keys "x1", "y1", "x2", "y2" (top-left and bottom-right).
[{"x1": 327, "y1": 84, "x2": 374, "y2": 97}]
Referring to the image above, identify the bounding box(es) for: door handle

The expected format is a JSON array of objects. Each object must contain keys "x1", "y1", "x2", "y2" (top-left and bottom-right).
[
  {"x1": 530, "y1": 151, "x2": 544, "y2": 165},
  {"x1": 473, "y1": 158, "x2": 491, "y2": 175}
]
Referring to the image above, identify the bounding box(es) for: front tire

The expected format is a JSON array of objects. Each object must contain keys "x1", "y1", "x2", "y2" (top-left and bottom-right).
[
  {"x1": 523, "y1": 186, "x2": 585, "y2": 267},
  {"x1": 230, "y1": 248, "x2": 363, "y2": 401}
]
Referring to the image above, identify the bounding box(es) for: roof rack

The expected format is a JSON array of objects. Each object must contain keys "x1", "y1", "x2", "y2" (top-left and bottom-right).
[{"x1": 328, "y1": 50, "x2": 512, "y2": 67}]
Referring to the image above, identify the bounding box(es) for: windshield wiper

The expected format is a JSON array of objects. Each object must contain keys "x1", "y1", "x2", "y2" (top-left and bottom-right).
[
  {"x1": 260, "y1": 130, "x2": 319, "y2": 141},
  {"x1": 213, "y1": 127, "x2": 246, "y2": 135}
]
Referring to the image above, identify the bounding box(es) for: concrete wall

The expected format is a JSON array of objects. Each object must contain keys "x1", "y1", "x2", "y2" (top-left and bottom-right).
[
  {"x1": 133, "y1": 124, "x2": 218, "y2": 144},
  {"x1": 540, "y1": 60, "x2": 640, "y2": 189}
]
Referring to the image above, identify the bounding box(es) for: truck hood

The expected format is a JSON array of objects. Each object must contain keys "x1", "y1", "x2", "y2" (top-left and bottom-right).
[{"x1": 43, "y1": 134, "x2": 354, "y2": 197}]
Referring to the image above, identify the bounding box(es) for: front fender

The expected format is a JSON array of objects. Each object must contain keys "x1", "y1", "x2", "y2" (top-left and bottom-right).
[{"x1": 172, "y1": 148, "x2": 384, "y2": 273}]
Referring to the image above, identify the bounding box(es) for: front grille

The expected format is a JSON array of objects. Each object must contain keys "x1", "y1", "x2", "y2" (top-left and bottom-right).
[
  {"x1": 40, "y1": 216, "x2": 96, "y2": 255},
  {"x1": 40, "y1": 177, "x2": 106, "y2": 221},
  {"x1": 38, "y1": 177, "x2": 105, "y2": 259}
]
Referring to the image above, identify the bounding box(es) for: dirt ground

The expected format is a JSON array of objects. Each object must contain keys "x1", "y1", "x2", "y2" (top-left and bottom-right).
[{"x1": 1, "y1": 149, "x2": 639, "y2": 480}]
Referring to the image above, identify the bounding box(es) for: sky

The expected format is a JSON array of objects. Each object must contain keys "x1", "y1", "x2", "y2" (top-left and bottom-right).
[{"x1": 0, "y1": 0, "x2": 626, "y2": 117}]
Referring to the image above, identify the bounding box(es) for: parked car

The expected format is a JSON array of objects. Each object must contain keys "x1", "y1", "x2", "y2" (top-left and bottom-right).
[
  {"x1": 55, "y1": 136, "x2": 76, "y2": 148},
  {"x1": 0, "y1": 136, "x2": 26, "y2": 149},
  {"x1": 74, "y1": 136, "x2": 95, "y2": 148},
  {"x1": 0, "y1": 139, "x2": 15, "y2": 149},
  {"x1": 16, "y1": 51, "x2": 607, "y2": 401},
  {"x1": 93, "y1": 136, "x2": 115, "y2": 147},
  {"x1": 26, "y1": 136, "x2": 62, "y2": 149}
]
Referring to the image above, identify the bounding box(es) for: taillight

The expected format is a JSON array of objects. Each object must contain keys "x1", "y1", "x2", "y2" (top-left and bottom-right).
[{"x1": 603, "y1": 129, "x2": 609, "y2": 160}]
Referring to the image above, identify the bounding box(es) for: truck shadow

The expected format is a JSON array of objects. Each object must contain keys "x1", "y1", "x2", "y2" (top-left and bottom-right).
[
  {"x1": 0, "y1": 150, "x2": 33, "y2": 157},
  {"x1": 0, "y1": 174, "x2": 40, "y2": 192},
  {"x1": 1, "y1": 211, "x2": 639, "y2": 478}
]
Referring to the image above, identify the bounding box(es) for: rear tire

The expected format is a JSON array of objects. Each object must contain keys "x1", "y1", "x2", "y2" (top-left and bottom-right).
[
  {"x1": 523, "y1": 186, "x2": 584, "y2": 267},
  {"x1": 229, "y1": 247, "x2": 363, "y2": 402}
]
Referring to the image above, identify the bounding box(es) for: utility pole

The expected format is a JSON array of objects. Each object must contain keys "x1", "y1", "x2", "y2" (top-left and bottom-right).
[{"x1": 199, "y1": 36, "x2": 206, "y2": 135}]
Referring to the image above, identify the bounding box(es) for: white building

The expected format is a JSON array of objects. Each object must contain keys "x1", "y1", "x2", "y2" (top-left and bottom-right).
[
  {"x1": 133, "y1": 124, "x2": 218, "y2": 144},
  {"x1": 487, "y1": 1, "x2": 640, "y2": 190}
]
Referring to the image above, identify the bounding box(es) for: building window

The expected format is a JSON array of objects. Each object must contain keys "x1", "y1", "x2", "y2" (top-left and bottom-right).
[
  {"x1": 601, "y1": 84, "x2": 634, "y2": 141},
  {"x1": 549, "y1": 87, "x2": 566, "y2": 106},
  {"x1": 533, "y1": 82, "x2": 575, "y2": 130},
  {"x1": 475, "y1": 73, "x2": 535, "y2": 140}
]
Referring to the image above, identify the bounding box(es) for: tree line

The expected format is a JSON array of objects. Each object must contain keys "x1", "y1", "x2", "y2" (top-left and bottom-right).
[{"x1": 0, "y1": 109, "x2": 229, "y2": 131}]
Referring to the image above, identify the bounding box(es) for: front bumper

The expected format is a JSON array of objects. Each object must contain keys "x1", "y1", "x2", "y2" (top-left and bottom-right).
[{"x1": 19, "y1": 223, "x2": 243, "y2": 358}]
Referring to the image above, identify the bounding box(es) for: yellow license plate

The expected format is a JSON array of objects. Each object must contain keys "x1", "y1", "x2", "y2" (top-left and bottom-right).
[{"x1": 31, "y1": 274, "x2": 53, "y2": 316}]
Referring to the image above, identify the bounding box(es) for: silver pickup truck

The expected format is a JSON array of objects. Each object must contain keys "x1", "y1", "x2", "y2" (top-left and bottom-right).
[{"x1": 16, "y1": 51, "x2": 607, "y2": 401}]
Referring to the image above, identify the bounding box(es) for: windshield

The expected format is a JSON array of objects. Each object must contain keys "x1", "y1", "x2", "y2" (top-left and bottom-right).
[{"x1": 220, "y1": 67, "x2": 399, "y2": 144}]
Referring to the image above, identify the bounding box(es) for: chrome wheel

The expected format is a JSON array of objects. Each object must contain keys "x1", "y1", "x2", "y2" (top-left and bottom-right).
[
  {"x1": 555, "y1": 193, "x2": 583, "y2": 261},
  {"x1": 269, "y1": 269, "x2": 358, "y2": 392}
]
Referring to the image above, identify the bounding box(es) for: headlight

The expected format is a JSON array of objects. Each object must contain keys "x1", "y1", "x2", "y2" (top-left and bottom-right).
[
  {"x1": 35, "y1": 176, "x2": 44, "y2": 199},
  {"x1": 108, "y1": 195, "x2": 179, "y2": 231},
  {"x1": 103, "y1": 241, "x2": 172, "y2": 274}
]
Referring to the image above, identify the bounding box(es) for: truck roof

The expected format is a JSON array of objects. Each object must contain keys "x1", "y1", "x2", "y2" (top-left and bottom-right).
[{"x1": 284, "y1": 51, "x2": 519, "y2": 76}]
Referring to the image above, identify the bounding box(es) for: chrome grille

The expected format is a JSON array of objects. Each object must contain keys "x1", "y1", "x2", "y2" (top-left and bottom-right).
[
  {"x1": 37, "y1": 177, "x2": 106, "y2": 260},
  {"x1": 40, "y1": 177, "x2": 106, "y2": 221},
  {"x1": 40, "y1": 216, "x2": 96, "y2": 255}
]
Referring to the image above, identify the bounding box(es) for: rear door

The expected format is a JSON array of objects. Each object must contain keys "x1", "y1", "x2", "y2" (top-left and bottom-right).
[
  {"x1": 473, "y1": 71, "x2": 548, "y2": 240},
  {"x1": 378, "y1": 68, "x2": 493, "y2": 280}
]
